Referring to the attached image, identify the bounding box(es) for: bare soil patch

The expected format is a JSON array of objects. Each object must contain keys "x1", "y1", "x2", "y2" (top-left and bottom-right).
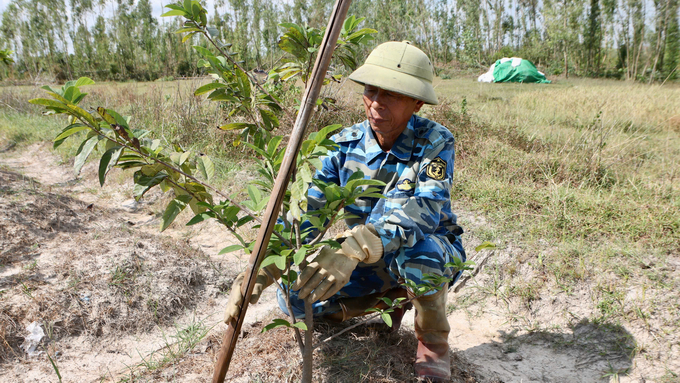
[{"x1": 0, "y1": 143, "x2": 674, "y2": 382}]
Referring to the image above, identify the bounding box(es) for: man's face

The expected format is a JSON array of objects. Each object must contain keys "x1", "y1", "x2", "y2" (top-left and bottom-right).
[{"x1": 362, "y1": 85, "x2": 424, "y2": 139}]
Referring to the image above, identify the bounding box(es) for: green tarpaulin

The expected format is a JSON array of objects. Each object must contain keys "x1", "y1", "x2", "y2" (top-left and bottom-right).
[{"x1": 478, "y1": 58, "x2": 551, "y2": 84}]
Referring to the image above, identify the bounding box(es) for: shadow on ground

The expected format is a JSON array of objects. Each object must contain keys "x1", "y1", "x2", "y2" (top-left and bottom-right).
[
  {"x1": 457, "y1": 318, "x2": 636, "y2": 382},
  {"x1": 225, "y1": 313, "x2": 636, "y2": 382}
]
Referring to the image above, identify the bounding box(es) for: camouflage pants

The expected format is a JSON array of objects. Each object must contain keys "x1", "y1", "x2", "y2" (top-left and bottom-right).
[{"x1": 277, "y1": 234, "x2": 465, "y2": 319}]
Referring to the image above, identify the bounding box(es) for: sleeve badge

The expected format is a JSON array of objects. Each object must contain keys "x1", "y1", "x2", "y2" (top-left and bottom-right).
[
  {"x1": 396, "y1": 179, "x2": 415, "y2": 192},
  {"x1": 425, "y1": 157, "x2": 447, "y2": 180}
]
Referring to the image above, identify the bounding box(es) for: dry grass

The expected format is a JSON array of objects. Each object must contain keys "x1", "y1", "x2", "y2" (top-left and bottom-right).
[
  {"x1": 204, "y1": 313, "x2": 482, "y2": 383},
  {"x1": 0, "y1": 168, "x2": 233, "y2": 363}
]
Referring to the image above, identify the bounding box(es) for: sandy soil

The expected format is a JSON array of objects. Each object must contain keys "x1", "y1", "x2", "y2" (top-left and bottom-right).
[{"x1": 0, "y1": 143, "x2": 672, "y2": 382}]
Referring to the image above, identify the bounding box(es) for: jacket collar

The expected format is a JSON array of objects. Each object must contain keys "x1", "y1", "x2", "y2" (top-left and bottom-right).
[{"x1": 364, "y1": 115, "x2": 415, "y2": 163}]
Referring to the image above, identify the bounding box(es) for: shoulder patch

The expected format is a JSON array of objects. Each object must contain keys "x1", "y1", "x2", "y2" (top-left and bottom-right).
[
  {"x1": 425, "y1": 157, "x2": 447, "y2": 180},
  {"x1": 333, "y1": 123, "x2": 365, "y2": 143}
]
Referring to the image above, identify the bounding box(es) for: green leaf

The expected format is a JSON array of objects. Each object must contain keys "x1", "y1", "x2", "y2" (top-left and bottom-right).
[
  {"x1": 291, "y1": 322, "x2": 307, "y2": 330},
  {"x1": 293, "y1": 247, "x2": 308, "y2": 266},
  {"x1": 133, "y1": 172, "x2": 167, "y2": 198},
  {"x1": 194, "y1": 82, "x2": 227, "y2": 96},
  {"x1": 97, "y1": 107, "x2": 117, "y2": 126},
  {"x1": 312, "y1": 124, "x2": 342, "y2": 143},
  {"x1": 307, "y1": 216, "x2": 323, "y2": 229},
  {"x1": 219, "y1": 122, "x2": 256, "y2": 131},
  {"x1": 192, "y1": 3, "x2": 202, "y2": 19},
  {"x1": 278, "y1": 23, "x2": 310, "y2": 59},
  {"x1": 161, "y1": 194, "x2": 192, "y2": 232},
  {"x1": 236, "y1": 215, "x2": 254, "y2": 227},
  {"x1": 280, "y1": 270, "x2": 297, "y2": 285},
  {"x1": 164, "y1": 4, "x2": 185, "y2": 11},
  {"x1": 179, "y1": 151, "x2": 190, "y2": 166},
  {"x1": 28, "y1": 98, "x2": 68, "y2": 111},
  {"x1": 120, "y1": 153, "x2": 144, "y2": 161},
  {"x1": 117, "y1": 161, "x2": 146, "y2": 169},
  {"x1": 105, "y1": 108, "x2": 129, "y2": 128},
  {"x1": 175, "y1": 27, "x2": 202, "y2": 33},
  {"x1": 192, "y1": 45, "x2": 214, "y2": 58},
  {"x1": 74, "y1": 77, "x2": 95, "y2": 87},
  {"x1": 141, "y1": 163, "x2": 164, "y2": 177},
  {"x1": 242, "y1": 142, "x2": 268, "y2": 158},
  {"x1": 260, "y1": 254, "x2": 286, "y2": 270},
  {"x1": 182, "y1": 32, "x2": 197, "y2": 43},
  {"x1": 188, "y1": 190, "x2": 212, "y2": 214},
  {"x1": 62, "y1": 86, "x2": 78, "y2": 103},
  {"x1": 45, "y1": 92, "x2": 98, "y2": 126},
  {"x1": 346, "y1": 178, "x2": 386, "y2": 191},
  {"x1": 209, "y1": 91, "x2": 239, "y2": 103},
  {"x1": 197, "y1": 155, "x2": 215, "y2": 181},
  {"x1": 247, "y1": 185, "x2": 261, "y2": 206},
  {"x1": 234, "y1": 68, "x2": 251, "y2": 99},
  {"x1": 53, "y1": 123, "x2": 88, "y2": 148},
  {"x1": 379, "y1": 297, "x2": 393, "y2": 306},
  {"x1": 381, "y1": 312, "x2": 393, "y2": 327},
  {"x1": 162, "y1": 9, "x2": 188, "y2": 17},
  {"x1": 475, "y1": 241, "x2": 497, "y2": 252},
  {"x1": 222, "y1": 205, "x2": 240, "y2": 222},
  {"x1": 74, "y1": 136, "x2": 99, "y2": 176},
  {"x1": 187, "y1": 212, "x2": 213, "y2": 226},
  {"x1": 218, "y1": 244, "x2": 244, "y2": 254},
  {"x1": 98, "y1": 146, "x2": 123, "y2": 186},
  {"x1": 262, "y1": 318, "x2": 292, "y2": 332},
  {"x1": 444, "y1": 259, "x2": 475, "y2": 272},
  {"x1": 259, "y1": 108, "x2": 279, "y2": 131},
  {"x1": 266, "y1": 135, "x2": 284, "y2": 158}
]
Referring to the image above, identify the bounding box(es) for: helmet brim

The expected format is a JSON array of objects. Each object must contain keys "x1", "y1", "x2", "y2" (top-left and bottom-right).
[{"x1": 349, "y1": 63, "x2": 439, "y2": 105}]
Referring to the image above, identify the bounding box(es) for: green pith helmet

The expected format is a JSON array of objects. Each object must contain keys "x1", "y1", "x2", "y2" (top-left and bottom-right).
[{"x1": 349, "y1": 41, "x2": 438, "y2": 105}]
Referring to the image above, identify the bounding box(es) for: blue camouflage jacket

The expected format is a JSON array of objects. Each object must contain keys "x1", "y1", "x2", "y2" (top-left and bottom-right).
[{"x1": 307, "y1": 114, "x2": 463, "y2": 258}]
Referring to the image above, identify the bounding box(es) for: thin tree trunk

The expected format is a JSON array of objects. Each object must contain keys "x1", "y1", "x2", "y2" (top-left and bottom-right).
[
  {"x1": 564, "y1": 9, "x2": 568, "y2": 78},
  {"x1": 302, "y1": 299, "x2": 314, "y2": 383},
  {"x1": 649, "y1": 0, "x2": 673, "y2": 83},
  {"x1": 633, "y1": 38, "x2": 644, "y2": 80}
]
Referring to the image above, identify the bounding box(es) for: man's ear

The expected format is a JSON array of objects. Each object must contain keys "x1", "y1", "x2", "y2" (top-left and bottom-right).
[{"x1": 413, "y1": 100, "x2": 425, "y2": 113}]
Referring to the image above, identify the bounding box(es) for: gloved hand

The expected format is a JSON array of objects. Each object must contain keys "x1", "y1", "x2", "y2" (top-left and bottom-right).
[
  {"x1": 223, "y1": 263, "x2": 282, "y2": 326},
  {"x1": 340, "y1": 224, "x2": 383, "y2": 264},
  {"x1": 293, "y1": 224, "x2": 383, "y2": 302}
]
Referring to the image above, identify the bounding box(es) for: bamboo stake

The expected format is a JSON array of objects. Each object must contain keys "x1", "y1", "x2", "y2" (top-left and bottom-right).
[{"x1": 211, "y1": 1, "x2": 352, "y2": 382}]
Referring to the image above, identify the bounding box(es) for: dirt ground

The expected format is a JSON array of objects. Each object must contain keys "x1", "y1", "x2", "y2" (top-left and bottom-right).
[{"x1": 0, "y1": 143, "x2": 672, "y2": 382}]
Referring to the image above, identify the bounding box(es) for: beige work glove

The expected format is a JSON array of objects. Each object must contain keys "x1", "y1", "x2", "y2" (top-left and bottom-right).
[
  {"x1": 223, "y1": 263, "x2": 282, "y2": 326},
  {"x1": 292, "y1": 224, "x2": 383, "y2": 302},
  {"x1": 340, "y1": 224, "x2": 383, "y2": 264}
]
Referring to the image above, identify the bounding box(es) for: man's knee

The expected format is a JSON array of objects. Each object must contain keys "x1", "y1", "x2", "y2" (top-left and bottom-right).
[{"x1": 389, "y1": 235, "x2": 457, "y2": 286}]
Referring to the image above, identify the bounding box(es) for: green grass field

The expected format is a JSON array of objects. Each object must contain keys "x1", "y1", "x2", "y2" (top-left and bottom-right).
[{"x1": 1, "y1": 76, "x2": 679, "y2": 380}]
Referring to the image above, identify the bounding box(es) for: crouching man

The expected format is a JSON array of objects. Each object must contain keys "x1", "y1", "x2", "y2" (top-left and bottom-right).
[{"x1": 224, "y1": 41, "x2": 465, "y2": 382}]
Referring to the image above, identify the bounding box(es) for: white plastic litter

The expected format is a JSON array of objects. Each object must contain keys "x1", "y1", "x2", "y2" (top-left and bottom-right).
[{"x1": 20, "y1": 321, "x2": 44, "y2": 357}]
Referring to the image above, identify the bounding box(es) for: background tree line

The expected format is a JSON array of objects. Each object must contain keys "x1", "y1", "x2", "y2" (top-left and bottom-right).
[{"x1": 0, "y1": 0, "x2": 678, "y2": 82}]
